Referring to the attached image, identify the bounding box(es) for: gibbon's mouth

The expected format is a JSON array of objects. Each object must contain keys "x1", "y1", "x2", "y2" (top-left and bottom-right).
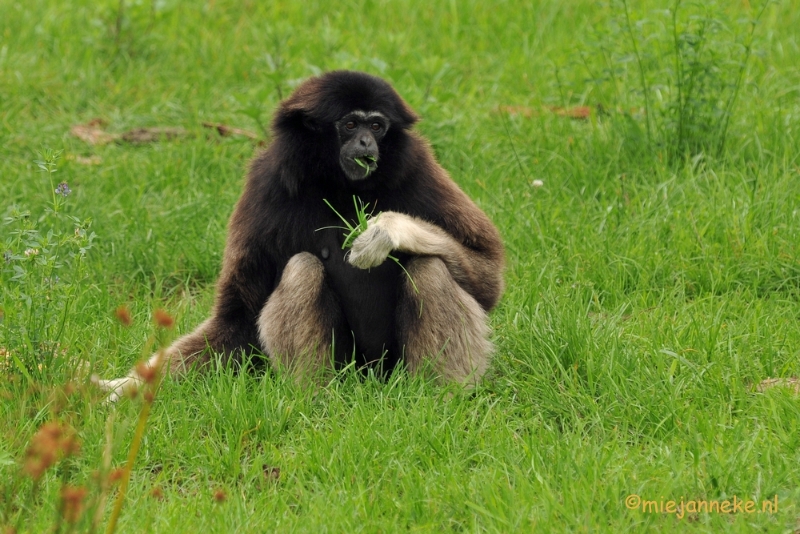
[{"x1": 351, "y1": 156, "x2": 378, "y2": 178}]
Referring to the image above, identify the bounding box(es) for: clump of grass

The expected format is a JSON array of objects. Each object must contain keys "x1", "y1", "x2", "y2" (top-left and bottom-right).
[
  {"x1": 0, "y1": 378, "x2": 109, "y2": 534},
  {"x1": 0, "y1": 306, "x2": 175, "y2": 533},
  {"x1": 575, "y1": 0, "x2": 769, "y2": 163},
  {"x1": 322, "y1": 196, "x2": 373, "y2": 249}
]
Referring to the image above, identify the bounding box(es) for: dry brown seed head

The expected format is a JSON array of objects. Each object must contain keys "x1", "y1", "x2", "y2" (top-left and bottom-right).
[
  {"x1": 154, "y1": 308, "x2": 174, "y2": 329},
  {"x1": 114, "y1": 305, "x2": 132, "y2": 326},
  {"x1": 108, "y1": 468, "x2": 125, "y2": 483},
  {"x1": 23, "y1": 422, "x2": 80, "y2": 480},
  {"x1": 60, "y1": 485, "x2": 88, "y2": 524},
  {"x1": 135, "y1": 361, "x2": 159, "y2": 384}
]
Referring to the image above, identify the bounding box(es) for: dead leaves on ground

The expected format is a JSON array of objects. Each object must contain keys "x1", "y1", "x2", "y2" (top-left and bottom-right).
[
  {"x1": 70, "y1": 119, "x2": 119, "y2": 145},
  {"x1": 498, "y1": 105, "x2": 594, "y2": 120},
  {"x1": 497, "y1": 104, "x2": 647, "y2": 121},
  {"x1": 755, "y1": 377, "x2": 800, "y2": 395},
  {"x1": 120, "y1": 127, "x2": 192, "y2": 143},
  {"x1": 70, "y1": 119, "x2": 191, "y2": 145},
  {"x1": 201, "y1": 122, "x2": 262, "y2": 143},
  {"x1": 69, "y1": 118, "x2": 263, "y2": 147},
  {"x1": 70, "y1": 155, "x2": 103, "y2": 165}
]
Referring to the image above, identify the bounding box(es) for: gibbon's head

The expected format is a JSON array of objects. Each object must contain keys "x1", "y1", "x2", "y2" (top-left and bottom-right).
[{"x1": 273, "y1": 70, "x2": 420, "y2": 186}]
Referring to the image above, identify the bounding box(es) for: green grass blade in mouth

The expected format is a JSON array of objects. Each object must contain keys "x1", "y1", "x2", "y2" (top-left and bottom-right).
[{"x1": 353, "y1": 156, "x2": 377, "y2": 177}]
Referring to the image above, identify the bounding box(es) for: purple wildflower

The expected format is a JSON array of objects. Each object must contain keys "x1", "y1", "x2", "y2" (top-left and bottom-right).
[{"x1": 55, "y1": 182, "x2": 72, "y2": 197}]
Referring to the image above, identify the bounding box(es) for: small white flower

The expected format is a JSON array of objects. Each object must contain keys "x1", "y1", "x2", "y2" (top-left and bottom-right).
[
  {"x1": 532, "y1": 179, "x2": 544, "y2": 188},
  {"x1": 24, "y1": 248, "x2": 39, "y2": 257}
]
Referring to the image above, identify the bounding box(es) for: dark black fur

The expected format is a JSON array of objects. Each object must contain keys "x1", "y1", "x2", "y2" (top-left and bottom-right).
[{"x1": 220, "y1": 72, "x2": 427, "y2": 370}]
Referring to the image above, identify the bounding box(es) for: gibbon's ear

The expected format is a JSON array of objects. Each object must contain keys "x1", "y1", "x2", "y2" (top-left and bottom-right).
[
  {"x1": 388, "y1": 92, "x2": 419, "y2": 130},
  {"x1": 274, "y1": 82, "x2": 324, "y2": 134}
]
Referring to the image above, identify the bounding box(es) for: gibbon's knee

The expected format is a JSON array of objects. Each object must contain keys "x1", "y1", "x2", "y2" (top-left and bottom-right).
[
  {"x1": 397, "y1": 256, "x2": 492, "y2": 384},
  {"x1": 257, "y1": 252, "x2": 343, "y2": 379}
]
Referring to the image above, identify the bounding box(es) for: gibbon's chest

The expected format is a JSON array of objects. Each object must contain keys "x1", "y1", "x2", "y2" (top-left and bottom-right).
[{"x1": 310, "y1": 225, "x2": 404, "y2": 360}]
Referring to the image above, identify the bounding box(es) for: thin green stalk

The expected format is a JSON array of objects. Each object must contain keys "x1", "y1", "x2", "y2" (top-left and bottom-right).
[
  {"x1": 671, "y1": 0, "x2": 684, "y2": 155},
  {"x1": 105, "y1": 403, "x2": 151, "y2": 533},
  {"x1": 716, "y1": 1, "x2": 769, "y2": 155},
  {"x1": 501, "y1": 114, "x2": 529, "y2": 182},
  {"x1": 105, "y1": 350, "x2": 165, "y2": 534},
  {"x1": 90, "y1": 413, "x2": 115, "y2": 534},
  {"x1": 621, "y1": 0, "x2": 652, "y2": 147}
]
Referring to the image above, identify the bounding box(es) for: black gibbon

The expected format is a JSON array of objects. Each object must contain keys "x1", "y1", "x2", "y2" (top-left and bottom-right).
[{"x1": 97, "y1": 70, "x2": 505, "y2": 399}]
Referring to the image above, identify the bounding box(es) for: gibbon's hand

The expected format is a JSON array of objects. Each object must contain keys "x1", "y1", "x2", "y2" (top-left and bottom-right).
[
  {"x1": 92, "y1": 375, "x2": 141, "y2": 403},
  {"x1": 347, "y1": 212, "x2": 409, "y2": 269},
  {"x1": 92, "y1": 351, "x2": 165, "y2": 403}
]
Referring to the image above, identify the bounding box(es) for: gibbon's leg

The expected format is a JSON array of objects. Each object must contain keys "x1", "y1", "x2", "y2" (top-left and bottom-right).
[
  {"x1": 94, "y1": 317, "x2": 253, "y2": 403},
  {"x1": 396, "y1": 256, "x2": 492, "y2": 384},
  {"x1": 97, "y1": 316, "x2": 260, "y2": 401},
  {"x1": 258, "y1": 252, "x2": 345, "y2": 382}
]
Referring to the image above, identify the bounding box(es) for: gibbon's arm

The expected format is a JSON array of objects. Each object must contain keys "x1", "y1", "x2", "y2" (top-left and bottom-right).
[{"x1": 347, "y1": 210, "x2": 503, "y2": 311}]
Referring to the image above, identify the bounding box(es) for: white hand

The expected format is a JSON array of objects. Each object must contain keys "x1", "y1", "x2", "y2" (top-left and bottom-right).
[
  {"x1": 347, "y1": 212, "x2": 402, "y2": 269},
  {"x1": 91, "y1": 374, "x2": 142, "y2": 403}
]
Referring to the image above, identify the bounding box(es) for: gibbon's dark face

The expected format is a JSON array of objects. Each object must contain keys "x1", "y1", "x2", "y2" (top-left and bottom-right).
[{"x1": 336, "y1": 110, "x2": 390, "y2": 181}]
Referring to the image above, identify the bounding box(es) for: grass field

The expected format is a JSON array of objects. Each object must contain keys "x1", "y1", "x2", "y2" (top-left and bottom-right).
[{"x1": 2, "y1": 0, "x2": 799, "y2": 532}]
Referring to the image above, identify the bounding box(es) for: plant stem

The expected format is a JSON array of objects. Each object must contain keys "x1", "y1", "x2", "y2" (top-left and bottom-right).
[
  {"x1": 621, "y1": 0, "x2": 652, "y2": 148},
  {"x1": 105, "y1": 351, "x2": 164, "y2": 534}
]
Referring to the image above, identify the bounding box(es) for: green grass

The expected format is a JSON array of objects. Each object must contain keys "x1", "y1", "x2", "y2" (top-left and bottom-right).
[{"x1": 1, "y1": 0, "x2": 799, "y2": 532}]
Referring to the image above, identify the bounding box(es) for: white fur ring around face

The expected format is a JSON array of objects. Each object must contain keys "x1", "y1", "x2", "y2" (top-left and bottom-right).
[{"x1": 347, "y1": 213, "x2": 400, "y2": 269}]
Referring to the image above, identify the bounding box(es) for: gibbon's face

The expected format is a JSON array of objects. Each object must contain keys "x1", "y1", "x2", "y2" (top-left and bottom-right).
[{"x1": 335, "y1": 110, "x2": 390, "y2": 181}]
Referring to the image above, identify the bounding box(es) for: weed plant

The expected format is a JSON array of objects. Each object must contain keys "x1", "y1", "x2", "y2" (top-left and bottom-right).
[
  {"x1": 1, "y1": 150, "x2": 96, "y2": 382},
  {"x1": 574, "y1": 0, "x2": 770, "y2": 164}
]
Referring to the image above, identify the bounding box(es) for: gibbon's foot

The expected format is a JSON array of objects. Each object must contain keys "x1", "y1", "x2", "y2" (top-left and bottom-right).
[{"x1": 91, "y1": 374, "x2": 142, "y2": 403}]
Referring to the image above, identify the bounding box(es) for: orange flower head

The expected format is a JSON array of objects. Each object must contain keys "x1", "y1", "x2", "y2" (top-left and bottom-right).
[
  {"x1": 60, "y1": 485, "x2": 88, "y2": 524},
  {"x1": 114, "y1": 305, "x2": 132, "y2": 326},
  {"x1": 154, "y1": 309, "x2": 174, "y2": 329},
  {"x1": 23, "y1": 422, "x2": 81, "y2": 480},
  {"x1": 135, "y1": 361, "x2": 159, "y2": 384}
]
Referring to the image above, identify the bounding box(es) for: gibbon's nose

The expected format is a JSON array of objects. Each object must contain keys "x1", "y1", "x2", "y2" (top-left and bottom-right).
[{"x1": 358, "y1": 135, "x2": 374, "y2": 149}]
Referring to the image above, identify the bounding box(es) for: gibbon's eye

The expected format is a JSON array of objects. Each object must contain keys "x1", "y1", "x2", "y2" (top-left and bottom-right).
[
  {"x1": 345, "y1": 121, "x2": 356, "y2": 130},
  {"x1": 371, "y1": 122, "x2": 382, "y2": 132}
]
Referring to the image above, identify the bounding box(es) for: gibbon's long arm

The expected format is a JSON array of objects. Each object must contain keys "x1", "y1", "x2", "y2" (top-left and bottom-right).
[{"x1": 347, "y1": 210, "x2": 503, "y2": 312}]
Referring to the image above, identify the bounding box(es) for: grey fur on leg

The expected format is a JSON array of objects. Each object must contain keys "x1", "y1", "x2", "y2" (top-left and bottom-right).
[
  {"x1": 258, "y1": 252, "x2": 343, "y2": 381},
  {"x1": 397, "y1": 257, "x2": 492, "y2": 384}
]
